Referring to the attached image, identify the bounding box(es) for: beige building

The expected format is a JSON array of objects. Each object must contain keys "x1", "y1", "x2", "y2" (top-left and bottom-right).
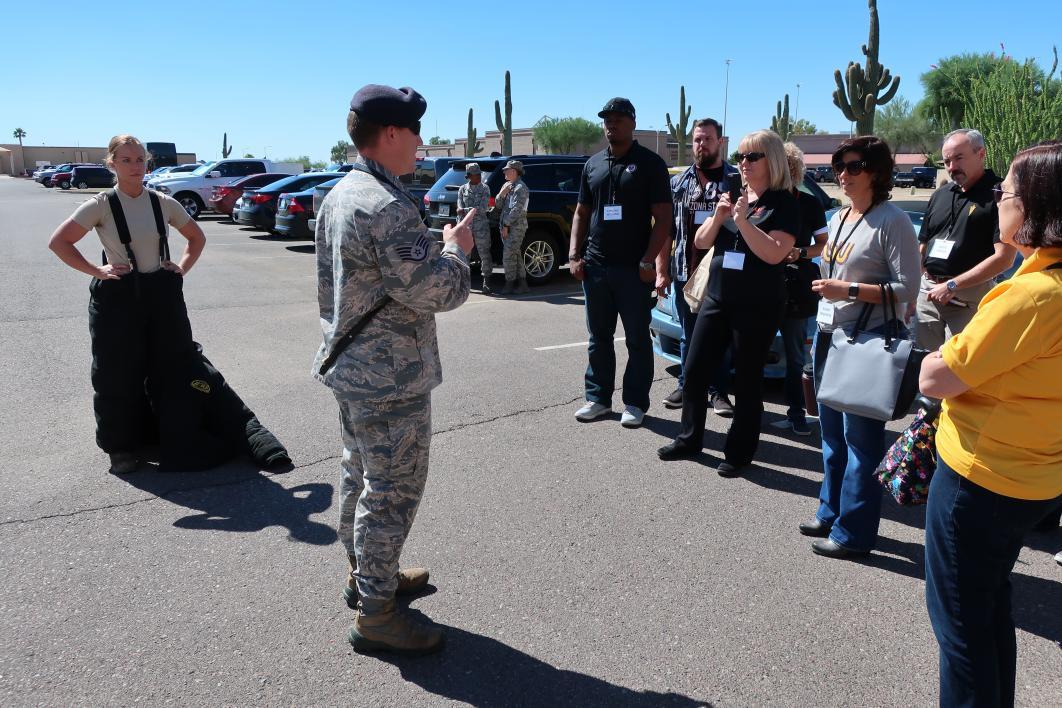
[
  {"x1": 0, "y1": 144, "x2": 196, "y2": 176},
  {"x1": 789, "y1": 133, "x2": 937, "y2": 170}
]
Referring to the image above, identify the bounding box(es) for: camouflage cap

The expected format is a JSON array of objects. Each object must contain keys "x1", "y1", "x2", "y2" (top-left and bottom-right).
[
  {"x1": 503, "y1": 160, "x2": 524, "y2": 175},
  {"x1": 464, "y1": 162, "x2": 482, "y2": 175}
]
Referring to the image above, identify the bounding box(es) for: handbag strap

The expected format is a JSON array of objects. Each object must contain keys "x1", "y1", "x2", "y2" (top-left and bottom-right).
[{"x1": 318, "y1": 296, "x2": 393, "y2": 375}]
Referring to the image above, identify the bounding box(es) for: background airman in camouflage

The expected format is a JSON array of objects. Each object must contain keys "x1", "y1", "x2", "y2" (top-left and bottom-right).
[
  {"x1": 313, "y1": 84, "x2": 474, "y2": 656},
  {"x1": 497, "y1": 159, "x2": 530, "y2": 294},
  {"x1": 456, "y1": 162, "x2": 494, "y2": 293}
]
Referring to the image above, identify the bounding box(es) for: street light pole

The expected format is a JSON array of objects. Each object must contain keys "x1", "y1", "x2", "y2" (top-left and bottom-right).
[
  {"x1": 722, "y1": 59, "x2": 732, "y2": 141},
  {"x1": 795, "y1": 83, "x2": 801, "y2": 124}
]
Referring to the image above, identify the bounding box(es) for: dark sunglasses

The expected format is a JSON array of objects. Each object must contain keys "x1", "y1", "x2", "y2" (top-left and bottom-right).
[
  {"x1": 992, "y1": 185, "x2": 1018, "y2": 204},
  {"x1": 734, "y1": 151, "x2": 766, "y2": 163},
  {"x1": 832, "y1": 159, "x2": 867, "y2": 176}
]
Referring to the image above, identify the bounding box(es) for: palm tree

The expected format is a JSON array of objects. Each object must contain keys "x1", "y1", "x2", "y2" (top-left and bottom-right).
[{"x1": 12, "y1": 128, "x2": 27, "y2": 175}]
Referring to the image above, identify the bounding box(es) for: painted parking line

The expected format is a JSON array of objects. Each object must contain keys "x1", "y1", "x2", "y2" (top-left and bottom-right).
[{"x1": 535, "y1": 336, "x2": 624, "y2": 351}]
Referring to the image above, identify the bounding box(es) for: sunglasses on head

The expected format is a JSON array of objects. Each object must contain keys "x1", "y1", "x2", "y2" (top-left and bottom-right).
[
  {"x1": 734, "y1": 151, "x2": 766, "y2": 163},
  {"x1": 832, "y1": 159, "x2": 867, "y2": 176},
  {"x1": 991, "y1": 185, "x2": 1018, "y2": 204}
]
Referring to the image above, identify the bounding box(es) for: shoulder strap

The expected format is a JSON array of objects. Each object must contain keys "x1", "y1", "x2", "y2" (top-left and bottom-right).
[
  {"x1": 106, "y1": 189, "x2": 139, "y2": 271},
  {"x1": 318, "y1": 296, "x2": 393, "y2": 376},
  {"x1": 148, "y1": 190, "x2": 170, "y2": 262}
]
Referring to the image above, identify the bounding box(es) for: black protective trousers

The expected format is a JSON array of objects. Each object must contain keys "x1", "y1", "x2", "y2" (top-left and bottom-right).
[{"x1": 88, "y1": 269, "x2": 195, "y2": 454}]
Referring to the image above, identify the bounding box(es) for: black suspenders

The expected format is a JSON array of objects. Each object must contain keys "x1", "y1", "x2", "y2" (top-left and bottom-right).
[{"x1": 103, "y1": 189, "x2": 170, "y2": 295}]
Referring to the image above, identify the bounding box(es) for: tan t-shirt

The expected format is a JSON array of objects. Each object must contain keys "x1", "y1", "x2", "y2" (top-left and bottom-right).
[{"x1": 72, "y1": 187, "x2": 191, "y2": 273}]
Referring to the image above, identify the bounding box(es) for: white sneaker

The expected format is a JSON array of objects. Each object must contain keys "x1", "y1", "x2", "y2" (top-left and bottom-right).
[
  {"x1": 620, "y1": 406, "x2": 645, "y2": 428},
  {"x1": 574, "y1": 401, "x2": 612, "y2": 422}
]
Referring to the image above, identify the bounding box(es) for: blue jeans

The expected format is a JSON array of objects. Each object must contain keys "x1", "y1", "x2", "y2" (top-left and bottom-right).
[
  {"x1": 582, "y1": 264, "x2": 654, "y2": 411},
  {"x1": 781, "y1": 316, "x2": 808, "y2": 422},
  {"x1": 673, "y1": 278, "x2": 731, "y2": 393},
  {"x1": 812, "y1": 326, "x2": 898, "y2": 551},
  {"x1": 925, "y1": 458, "x2": 1061, "y2": 708}
]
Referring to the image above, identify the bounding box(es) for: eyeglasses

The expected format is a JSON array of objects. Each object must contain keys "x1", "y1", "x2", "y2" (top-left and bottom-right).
[
  {"x1": 992, "y1": 185, "x2": 1018, "y2": 204},
  {"x1": 832, "y1": 159, "x2": 867, "y2": 176},
  {"x1": 734, "y1": 152, "x2": 766, "y2": 163}
]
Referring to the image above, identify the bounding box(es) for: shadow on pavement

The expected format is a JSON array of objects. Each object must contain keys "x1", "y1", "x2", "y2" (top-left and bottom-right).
[
  {"x1": 285, "y1": 244, "x2": 315, "y2": 254},
  {"x1": 375, "y1": 614, "x2": 712, "y2": 708},
  {"x1": 120, "y1": 463, "x2": 337, "y2": 545}
]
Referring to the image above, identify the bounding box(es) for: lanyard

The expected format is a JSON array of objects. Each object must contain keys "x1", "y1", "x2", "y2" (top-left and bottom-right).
[
  {"x1": 827, "y1": 206, "x2": 870, "y2": 277},
  {"x1": 351, "y1": 162, "x2": 420, "y2": 211},
  {"x1": 606, "y1": 150, "x2": 628, "y2": 204}
]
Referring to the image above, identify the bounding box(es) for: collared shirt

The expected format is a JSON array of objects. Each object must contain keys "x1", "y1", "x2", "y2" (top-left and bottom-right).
[
  {"x1": 577, "y1": 140, "x2": 671, "y2": 267},
  {"x1": 312, "y1": 156, "x2": 470, "y2": 403},
  {"x1": 457, "y1": 181, "x2": 491, "y2": 224},
  {"x1": 918, "y1": 169, "x2": 1001, "y2": 277},
  {"x1": 938, "y1": 246, "x2": 1062, "y2": 500},
  {"x1": 669, "y1": 161, "x2": 740, "y2": 282}
]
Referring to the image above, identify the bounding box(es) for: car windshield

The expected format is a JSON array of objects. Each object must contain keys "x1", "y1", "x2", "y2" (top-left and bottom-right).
[
  {"x1": 191, "y1": 162, "x2": 218, "y2": 176},
  {"x1": 430, "y1": 166, "x2": 499, "y2": 196}
]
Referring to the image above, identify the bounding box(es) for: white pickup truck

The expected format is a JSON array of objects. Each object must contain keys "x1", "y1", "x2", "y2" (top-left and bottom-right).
[{"x1": 149, "y1": 158, "x2": 303, "y2": 218}]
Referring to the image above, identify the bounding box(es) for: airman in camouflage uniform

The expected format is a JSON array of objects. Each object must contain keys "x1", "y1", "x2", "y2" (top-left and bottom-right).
[
  {"x1": 314, "y1": 84, "x2": 473, "y2": 656},
  {"x1": 497, "y1": 159, "x2": 530, "y2": 294},
  {"x1": 456, "y1": 163, "x2": 494, "y2": 293}
]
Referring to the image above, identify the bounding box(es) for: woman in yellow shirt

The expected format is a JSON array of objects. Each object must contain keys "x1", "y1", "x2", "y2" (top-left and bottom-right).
[{"x1": 919, "y1": 141, "x2": 1062, "y2": 707}]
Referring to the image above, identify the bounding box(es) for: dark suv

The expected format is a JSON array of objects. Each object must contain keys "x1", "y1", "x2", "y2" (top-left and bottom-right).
[
  {"x1": 425, "y1": 155, "x2": 588, "y2": 284},
  {"x1": 410, "y1": 157, "x2": 458, "y2": 208},
  {"x1": 910, "y1": 166, "x2": 937, "y2": 188},
  {"x1": 69, "y1": 166, "x2": 115, "y2": 189},
  {"x1": 808, "y1": 165, "x2": 835, "y2": 183}
]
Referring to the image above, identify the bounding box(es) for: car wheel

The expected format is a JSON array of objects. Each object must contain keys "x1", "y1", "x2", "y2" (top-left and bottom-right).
[
  {"x1": 77, "y1": 181, "x2": 88, "y2": 190},
  {"x1": 176, "y1": 193, "x2": 203, "y2": 219},
  {"x1": 522, "y1": 229, "x2": 558, "y2": 285},
  {"x1": 59, "y1": 181, "x2": 70, "y2": 190}
]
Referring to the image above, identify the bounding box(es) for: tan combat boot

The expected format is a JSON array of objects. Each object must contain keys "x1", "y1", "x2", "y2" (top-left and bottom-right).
[
  {"x1": 344, "y1": 557, "x2": 430, "y2": 609},
  {"x1": 348, "y1": 599, "x2": 445, "y2": 656}
]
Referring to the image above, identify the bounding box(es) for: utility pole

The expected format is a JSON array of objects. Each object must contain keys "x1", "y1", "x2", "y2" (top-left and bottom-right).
[{"x1": 722, "y1": 59, "x2": 732, "y2": 141}]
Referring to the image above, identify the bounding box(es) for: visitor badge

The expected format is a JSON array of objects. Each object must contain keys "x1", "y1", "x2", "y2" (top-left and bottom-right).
[
  {"x1": 816, "y1": 300, "x2": 836, "y2": 326},
  {"x1": 694, "y1": 208, "x2": 713, "y2": 224},
  {"x1": 722, "y1": 251, "x2": 745, "y2": 270},
  {"x1": 928, "y1": 236, "x2": 954, "y2": 259},
  {"x1": 604, "y1": 205, "x2": 623, "y2": 221}
]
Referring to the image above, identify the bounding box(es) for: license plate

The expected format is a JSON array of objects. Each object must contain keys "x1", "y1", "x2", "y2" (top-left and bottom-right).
[
  {"x1": 439, "y1": 204, "x2": 450, "y2": 217},
  {"x1": 279, "y1": 199, "x2": 288, "y2": 211}
]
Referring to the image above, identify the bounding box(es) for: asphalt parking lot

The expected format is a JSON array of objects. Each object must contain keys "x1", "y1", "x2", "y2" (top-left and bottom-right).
[{"x1": 0, "y1": 176, "x2": 1058, "y2": 706}]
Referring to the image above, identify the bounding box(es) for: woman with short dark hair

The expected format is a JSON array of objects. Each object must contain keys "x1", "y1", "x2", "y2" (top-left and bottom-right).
[
  {"x1": 919, "y1": 141, "x2": 1062, "y2": 706},
  {"x1": 797, "y1": 135, "x2": 920, "y2": 558}
]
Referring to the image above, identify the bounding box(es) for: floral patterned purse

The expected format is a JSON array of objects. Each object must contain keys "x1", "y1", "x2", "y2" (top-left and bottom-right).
[{"x1": 876, "y1": 400, "x2": 942, "y2": 505}]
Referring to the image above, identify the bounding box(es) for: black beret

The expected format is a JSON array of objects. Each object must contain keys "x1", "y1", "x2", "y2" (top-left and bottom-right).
[{"x1": 349, "y1": 85, "x2": 427, "y2": 128}]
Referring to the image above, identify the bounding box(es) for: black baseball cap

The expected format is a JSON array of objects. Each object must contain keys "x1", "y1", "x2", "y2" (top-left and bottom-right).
[
  {"x1": 598, "y1": 97, "x2": 636, "y2": 121},
  {"x1": 349, "y1": 84, "x2": 427, "y2": 130}
]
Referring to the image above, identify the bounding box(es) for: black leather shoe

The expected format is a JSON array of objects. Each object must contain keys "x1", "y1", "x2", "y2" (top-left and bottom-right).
[
  {"x1": 811, "y1": 538, "x2": 869, "y2": 559},
  {"x1": 662, "y1": 388, "x2": 683, "y2": 409},
  {"x1": 798, "y1": 518, "x2": 832, "y2": 537},
  {"x1": 657, "y1": 441, "x2": 699, "y2": 461},
  {"x1": 716, "y1": 461, "x2": 748, "y2": 478}
]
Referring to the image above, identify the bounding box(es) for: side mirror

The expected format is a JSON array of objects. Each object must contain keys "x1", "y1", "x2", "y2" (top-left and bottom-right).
[
  {"x1": 209, "y1": 171, "x2": 221, "y2": 179},
  {"x1": 830, "y1": 198, "x2": 842, "y2": 208}
]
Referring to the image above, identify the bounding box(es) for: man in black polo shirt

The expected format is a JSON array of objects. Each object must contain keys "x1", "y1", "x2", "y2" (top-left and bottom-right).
[
  {"x1": 916, "y1": 128, "x2": 1015, "y2": 350},
  {"x1": 569, "y1": 97, "x2": 672, "y2": 429}
]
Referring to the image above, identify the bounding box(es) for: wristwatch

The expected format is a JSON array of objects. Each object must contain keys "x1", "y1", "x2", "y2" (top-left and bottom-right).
[
  {"x1": 798, "y1": 248, "x2": 808, "y2": 260},
  {"x1": 946, "y1": 279, "x2": 958, "y2": 292},
  {"x1": 638, "y1": 261, "x2": 655, "y2": 272},
  {"x1": 848, "y1": 283, "x2": 859, "y2": 300}
]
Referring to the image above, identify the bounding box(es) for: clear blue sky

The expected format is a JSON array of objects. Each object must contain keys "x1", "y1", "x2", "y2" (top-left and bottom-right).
[{"x1": 4, "y1": 1, "x2": 1059, "y2": 163}]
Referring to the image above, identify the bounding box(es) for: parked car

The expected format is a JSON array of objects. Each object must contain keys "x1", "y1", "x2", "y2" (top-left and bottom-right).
[
  {"x1": 31, "y1": 165, "x2": 55, "y2": 180},
  {"x1": 410, "y1": 157, "x2": 458, "y2": 208},
  {"x1": 143, "y1": 163, "x2": 198, "y2": 186},
  {"x1": 910, "y1": 166, "x2": 937, "y2": 188},
  {"x1": 649, "y1": 174, "x2": 845, "y2": 377},
  {"x1": 808, "y1": 165, "x2": 835, "y2": 183},
  {"x1": 51, "y1": 163, "x2": 99, "y2": 189},
  {"x1": 36, "y1": 165, "x2": 62, "y2": 185},
  {"x1": 69, "y1": 166, "x2": 115, "y2": 189},
  {"x1": 150, "y1": 158, "x2": 304, "y2": 218},
  {"x1": 234, "y1": 172, "x2": 344, "y2": 232},
  {"x1": 894, "y1": 171, "x2": 916, "y2": 188},
  {"x1": 425, "y1": 155, "x2": 589, "y2": 284},
  {"x1": 274, "y1": 186, "x2": 317, "y2": 239},
  {"x1": 308, "y1": 177, "x2": 344, "y2": 234},
  {"x1": 208, "y1": 173, "x2": 293, "y2": 219}
]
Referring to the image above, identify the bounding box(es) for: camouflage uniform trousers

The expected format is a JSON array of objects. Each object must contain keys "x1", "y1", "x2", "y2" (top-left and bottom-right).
[
  {"x1": 502, "y1": 219, "x2": 527, "y2": 281},
  {"x1": 472, "y1": 219, "x2": 493, "y2": 278},
  {"x1": 336, "y1": 392, "x2": 431, "y2": 601}
]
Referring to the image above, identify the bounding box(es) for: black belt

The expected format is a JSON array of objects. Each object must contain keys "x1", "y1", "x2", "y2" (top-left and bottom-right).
[{"x1": 924, "y1": 274, "x2": 955, "y2": 283}]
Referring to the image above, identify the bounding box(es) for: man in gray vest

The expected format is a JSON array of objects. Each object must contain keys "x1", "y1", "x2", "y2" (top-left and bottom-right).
[{"x1": 313, "y1": 84, "x2": 474, "y2": 656}]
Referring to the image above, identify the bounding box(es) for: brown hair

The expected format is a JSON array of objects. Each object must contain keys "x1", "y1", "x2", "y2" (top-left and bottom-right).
[
  {"x1": 831, "y1": 136, "x2": 894, "y2": 206},
  {"x1": 1010, "y1": 140, "x2": 1062, "y2": 248},
  {"x1": 692, "y1": 118, "x2": 722, "y2": 138},
  {"x1": 105, "y1": 134, "x2": 146, "y2": 168},
  {"x1": 347, "y1": 111, "x2": 384, "y2": 151}
]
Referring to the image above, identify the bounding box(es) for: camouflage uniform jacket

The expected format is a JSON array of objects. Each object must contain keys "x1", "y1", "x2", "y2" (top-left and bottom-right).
[
  {"x1": 312, "y1": 157, "x2": 470, "y2": 402},
  {"x1": 498, "y1": 179, "x2": 529, "y2": 227},
  {"x1": 456, "y1": 182, "x2": 491, "y2": 225}
]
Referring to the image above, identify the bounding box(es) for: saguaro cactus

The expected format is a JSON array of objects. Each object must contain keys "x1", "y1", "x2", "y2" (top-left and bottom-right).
[
  {"x1": 465, "y1": 108, "x2": 483, "y2": 158},
  {"x1": 666, "y1": 85, "x2": 692, "y2": 166},
  {"x1": 494, "y1": 71, "x2": 513, "y2": 156},
  {"x1": 771, "y1": 94, "x2": 792, "y2": 140},
  {"x1": 222, "y1": 132, "x2": 233, "y2": 158},
  {"x1": 832, "y1": 0, "x2": 901, "y2": 135}
]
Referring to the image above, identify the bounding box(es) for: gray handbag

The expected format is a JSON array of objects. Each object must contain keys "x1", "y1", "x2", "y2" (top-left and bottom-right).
[{"x1": 817, "y1": 283, "x2": 927, "y2": 421}]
